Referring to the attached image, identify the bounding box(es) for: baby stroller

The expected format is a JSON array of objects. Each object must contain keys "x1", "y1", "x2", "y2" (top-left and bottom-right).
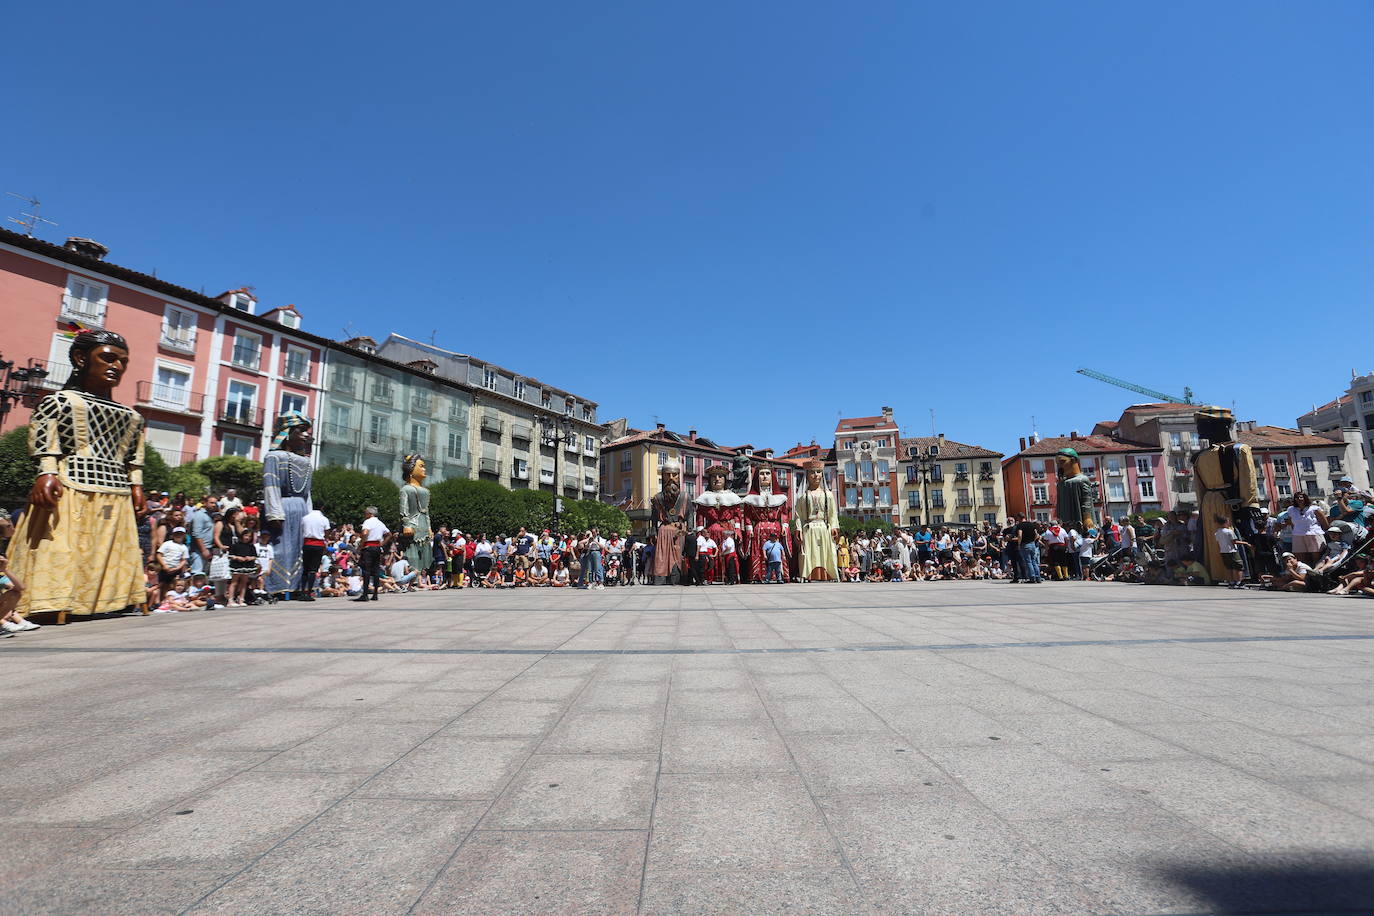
[
  {"x1": 1089, "y1": 545, "x2": 1145, "y2": 583},
  {"x1": 604, "y1": 553, "x2": 622, "y2": 587},
  {"x1": 1302, "y1": 526, "x2": 1374, "y2": 593}
]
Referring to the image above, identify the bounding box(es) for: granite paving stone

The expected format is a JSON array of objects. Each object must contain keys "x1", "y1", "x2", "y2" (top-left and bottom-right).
[
  {"x1": 481, "y1": 753, "x2": 657, "y2": 829},
  {"x1": 412, "y1": 830, "x2": 646, "y2": 915},
  {"x1": 4, "y1": 581, "x2": 1373, "y2": 914}
]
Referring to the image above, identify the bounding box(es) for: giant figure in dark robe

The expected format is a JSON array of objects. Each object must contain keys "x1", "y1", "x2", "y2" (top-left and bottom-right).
[{"x1": 650, "y1": 460, "x2": 693, "y2": 585}]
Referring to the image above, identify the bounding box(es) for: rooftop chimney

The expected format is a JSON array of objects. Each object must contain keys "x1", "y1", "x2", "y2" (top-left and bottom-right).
[
  {"x1": 1020, "y1": 437, "x2": 1027, "y2": 451},
  {"x1": 689, "y1": 429, "x2": 697, "y2": 442},
  {"x1": 64, "y1": 237, "x2": 108, "y2": 260},
  {"x1": 656, "y1": 422, "x2": 666, "y2": 433},
  {"x1": 1070, "y1": 430, "x2": 1080, "y2": 440},
  {"x1": 881, "y1": 406, "x2": 894, "y2": 421},
  {"x1": 937, "y1": 433, "x2": 945, "y2": 445}
]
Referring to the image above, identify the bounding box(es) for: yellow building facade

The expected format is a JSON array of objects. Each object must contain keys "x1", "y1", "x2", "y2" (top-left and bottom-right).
[{"x1": 897, "y1": 435, "x2": 1005, "y2": 528}]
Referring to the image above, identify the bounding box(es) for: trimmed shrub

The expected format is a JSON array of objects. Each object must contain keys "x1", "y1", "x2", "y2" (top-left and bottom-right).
[
  {"x1": 166, "y1": 464, "x2": 212, "y2": 498},
  {"x1": 197, "y1": 455, "x2": 264, "y2": 501},
  {"x1": 313, "y1": 466, "x2": 401, "y2": 530},
  {"x1": 429, "y1": 478, "x2": 519, "y2": 537}
]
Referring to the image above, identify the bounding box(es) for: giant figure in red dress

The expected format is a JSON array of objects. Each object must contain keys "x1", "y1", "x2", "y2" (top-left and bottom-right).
[
  {"x1": 741, "y1": 463, "x2": 792, "y2": 583},
  {"x1": 694, "y1": 464, "x2": 743, "y2": 583}
]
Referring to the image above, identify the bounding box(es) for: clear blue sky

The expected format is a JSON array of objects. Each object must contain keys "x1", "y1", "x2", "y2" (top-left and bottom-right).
[{"x1": 7, "y1": 1, "x2": 1372, "y2": 455}]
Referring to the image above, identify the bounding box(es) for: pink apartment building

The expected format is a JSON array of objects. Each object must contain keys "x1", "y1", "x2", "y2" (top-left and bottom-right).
[
  {"x1": 0, "y1": 230, "x2": 321, "y2": 465},
  {"x1": 1002, "y1": 433, "x2": 1169, "y2": 524}
]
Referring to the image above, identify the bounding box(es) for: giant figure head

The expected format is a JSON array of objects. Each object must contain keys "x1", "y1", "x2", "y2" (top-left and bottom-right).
[
  {"x1": 402, "y1": 454, "x2": 427, "y2": 484},
  {"x1": 1055, "y1": 447, "x2": 1083, "y2": 479},
  {"x1": 1194, "y1": 407, "x2": 1235, "y2": 446},
  {"x1": 660, "y1": 460, "x2": 682, "y2": 502},
  {"x1": 704, "y1": 464, "x2": 729, "y2": 492},
  {"x1": 804, "y1": 459, "x2": 825, "y2": 491},
  {"x1": 65, "y1": 328, "x2": 130, "y2": 395}
]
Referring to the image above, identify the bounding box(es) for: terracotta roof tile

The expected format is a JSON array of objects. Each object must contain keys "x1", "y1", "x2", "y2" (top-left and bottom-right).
[
  {"x1": 899, "y1": 436, "x2": 1002, "y2": 460},
  {"x1": 1238, "y1": 426, "x2": 1348, "y2": 450},
  {"x1": 1014, "y1": 434, "x2": 1157, "y2": 457}
]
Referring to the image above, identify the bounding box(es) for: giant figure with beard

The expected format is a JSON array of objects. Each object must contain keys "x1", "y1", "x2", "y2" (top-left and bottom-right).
[{"x1": 650, "y1": 459, "x2": 694, "y2": 584}]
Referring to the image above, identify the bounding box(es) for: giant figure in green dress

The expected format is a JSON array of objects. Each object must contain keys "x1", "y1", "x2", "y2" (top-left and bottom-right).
[
  {"x1": 399, "y1": 454, "x2": 433, "y2": 574},
  {"x1": 1054, "y1": 447, "x2": 1097, "y2": 533}
]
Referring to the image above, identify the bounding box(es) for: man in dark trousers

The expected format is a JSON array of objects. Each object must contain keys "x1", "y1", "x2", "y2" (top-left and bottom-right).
[
  {"x1": 354, "y1": 506, "x2": 391, "y2": 601},
  {"x1": 684, "y1": 526, "x2": 702, "y2": 586}
]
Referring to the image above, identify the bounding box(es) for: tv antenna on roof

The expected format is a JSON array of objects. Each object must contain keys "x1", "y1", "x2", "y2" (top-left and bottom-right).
[
  {"x1": 5, "y1": 192, "x2": 57, "y2": 237},
  {"x1": 929, "y1": 408, "x2": 935, "y2": 436}
]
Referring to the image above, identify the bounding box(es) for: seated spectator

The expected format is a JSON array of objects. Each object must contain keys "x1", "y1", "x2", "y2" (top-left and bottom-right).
[
  {"x1": 390, "y1": 555, "x2": 419, "y2": 591},
  {"x1": 1329, "y1": 557, "x2": 1374, "y2": 596},
  {"x1": 155, "y1": 576, "x2": 197, "y2": 612},
  {"x1": 550, "y1": 565, "x2": 570, "y2": 587},
  {"x1": 0, "y1": 553, "x2": 38, "y2": 635},
  {"x1": 844, "y1": 564, "x2": 862, "y2": 582},
  {"x1": 1262, "y1": 552, "x2": 1312, "y2": 591},
  {"x1": 528, "y1": 559, "x2": 550, "y2": 586}
]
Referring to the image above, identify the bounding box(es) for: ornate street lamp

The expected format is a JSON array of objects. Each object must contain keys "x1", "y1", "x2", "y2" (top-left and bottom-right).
[
  {"x1": 0, "y1": 355, "x2": 49, "y2": 431},
  {"x1": 539, "y1": 412, "x2": 576, "y2": 533}
]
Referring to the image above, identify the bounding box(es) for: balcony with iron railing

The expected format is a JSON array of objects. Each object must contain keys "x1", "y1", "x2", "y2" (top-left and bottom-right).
[
  {"x1": 478, "y1": 458, "x2": 501, "y2": 475},
  {"x1": 954, "y1": 472, "x2": 969, "y2": 481},
  {"x1": 60, "y1": 293, "x2": 105, "y2": 325},
  {"x1": 319, "y1": 422, "x2": 361, "y2": 446},
  {"x1": 216, "y1": 399, "x2": 265, "y2": 430},
  {"x1": 1298, "y1": 465, "x2": 1318, "y2": 477},
  {"x1": 159, "y1": 327, "x2": 197, "y2": 354},
  {"x1": 136, "y1": 381, "x2": 206, "y2": 414},
  {"x1": 150, "y1": 445, "x2": 199, "y2": 467},
  {"x1": 511, "y1": 423, "x2": 533, "y2": 442},
  {"x1": 371, "y1": 387, "x2": 393, "y2": 406},
  {"x1": 979, "y1": 496, "x2": 1000, "y2": 506},
  {"x1": 362, "y1": 433, "x2": 399, "y2": 453},
  {"x1": 230, "y1": 344, "x2": 262, "y2": 371},
  {"x1": 955, "y1": 498, "x2": 974, "y2": 508},
  {"x1": 19, "y1": 359, "x2": 69, "y2": 392},
  {"x1": 481, "y1": 415, "x2": 504, "y2": 435},
  {"x1": 411, "y1": 395, "x2": 434, "y2": 416},
  {"x1": 282, "y1": 361, "x2": 312, "y2": 383}
]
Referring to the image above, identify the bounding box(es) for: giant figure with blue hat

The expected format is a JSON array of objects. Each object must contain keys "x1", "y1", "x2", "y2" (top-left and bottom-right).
[{"x1": 263, "y1": 410, "x2": 315, "y2": 596}]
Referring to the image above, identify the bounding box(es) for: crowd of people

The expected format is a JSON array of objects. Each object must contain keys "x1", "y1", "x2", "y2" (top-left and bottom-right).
[{"x1": 4, "y1": 476, "x2": 1371, "y2": 636}]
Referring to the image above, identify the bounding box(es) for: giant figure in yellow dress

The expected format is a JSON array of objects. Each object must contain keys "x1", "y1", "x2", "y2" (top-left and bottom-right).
[
  {"x1": 793, "y1": 459, "x2": 839, "y2": 581},
  {"x1": 1191, "y1": 407, "x2": 1259, "y2": 582},
  {"x1": 8, "y1": 329, "x2": 147, "y2": 624}
]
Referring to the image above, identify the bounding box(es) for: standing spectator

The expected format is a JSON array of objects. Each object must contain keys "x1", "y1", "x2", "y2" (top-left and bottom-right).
[
  {"x1": 763, "y1": 532, "x2": 785, "y2": 583},
  {"x1": 583, "y1": 529, "x2": 606, "y2": 589},
  {"x1": 254, "y1": 529, "x2": 275, "y2": 596},
  {"x1": 185, "y1": 496, "x2": 214, "y2": 576},
  {"x1": 1215, "y1": 518, "x2": 1249, "y2": 589},
  {"x1": 227, "y1": 528, "x2": 260, "y2": 606},
  {"x1": 355, "y1": 506, "x2": 390, "y2": 602},
  {"x1": 1282, "y1": 492, "x2": 1329, "y2": 568},
  {"x1": 1015, "y1": 516, "x2": 1042, "y2": 583}
]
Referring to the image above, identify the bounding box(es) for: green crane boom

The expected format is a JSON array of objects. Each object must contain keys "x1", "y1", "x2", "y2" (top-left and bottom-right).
[{"x1": 1075, "y1": 368, "x2": 1195, "y2": 405}]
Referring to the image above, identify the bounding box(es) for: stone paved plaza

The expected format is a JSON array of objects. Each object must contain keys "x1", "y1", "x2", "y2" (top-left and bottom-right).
[{"x1": 3, "y1": 581, "x2": 1374, "y2": 915}]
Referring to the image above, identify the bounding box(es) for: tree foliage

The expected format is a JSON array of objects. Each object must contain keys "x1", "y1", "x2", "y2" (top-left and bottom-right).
[
  {"x1": 166, "y1": 464, "x2": 212, "y2": 497},
  {"x1": 141, "y1": 447, "x2": 173, "y2": 494},
  {"x1": 197, "y1": 455, "x2": 264, "y2": 501},
  {"x1": 313, "y1": 466, "x2": 401, "y2": 530},
  {"x1": 0, "y1": 424, "x2": 173, "y2": 508},
  {"x1": 0, "y1": 426, "x2": 36, "y2": 510},
  {"x1": 837, "y1": 516, "x2": 894, "y2": 537}
]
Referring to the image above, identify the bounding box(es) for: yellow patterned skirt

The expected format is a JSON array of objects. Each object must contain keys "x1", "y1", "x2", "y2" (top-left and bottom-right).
[{"x1": 8, "y1": 489, "x2": 145, "y2": 617}]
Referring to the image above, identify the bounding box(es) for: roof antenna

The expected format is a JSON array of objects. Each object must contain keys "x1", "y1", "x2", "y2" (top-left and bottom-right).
[
  {"x1": 341, "y1": 321, "x2": 358, "y2": 339},
  {"x1": 5, "y1": 192, "x2": 57, "y2": 237},
  {"x1": 929, "y1": 408, "x2": 936, "y2": 436}
]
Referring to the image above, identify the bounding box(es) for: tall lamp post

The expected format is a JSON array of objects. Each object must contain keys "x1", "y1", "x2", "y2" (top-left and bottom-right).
[
  {"x1": 0, "y1": 355, "x2": 49, "y2": 432},
  {"x1": 913, "y1": 444, "x2": 939, "y2": 526},
  {"x1": 539, "y1": 412, "x2": 575, "y2": 533}
]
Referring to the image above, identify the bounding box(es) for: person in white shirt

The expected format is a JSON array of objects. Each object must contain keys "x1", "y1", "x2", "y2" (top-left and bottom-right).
[
  {"x1": 1214, "y1": 521, "x2": 1248, "y2": 588},
  {"x1": 298, "y1": 505, "x2": 332, "y2": 602},
  {"x1": 218, "y1": 489, "x2": 244, "y2": 513},
  {"x1": 721, "y1": 533, "x2": 739, "y2": 584},
  {"x1": 255, "y1": 531, "x2": 275, "y2": 582},
  {"x1": 157, "y1": 528, "x2": 191, "y2": 605},
  {"x1": 356, "y1": 507, "x2": 391, "y2": 602},
  {"x1": 390, "y1": 556, "x2": 418, "y2": 589}
]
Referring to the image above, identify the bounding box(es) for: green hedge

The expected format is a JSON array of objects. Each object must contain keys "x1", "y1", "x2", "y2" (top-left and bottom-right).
[
  {"x1": 426, "y1": 476, "x2": 628, "y2": 537},
  {"x1": 313, "y1": 466, "x2": 402, "y2": 530}
]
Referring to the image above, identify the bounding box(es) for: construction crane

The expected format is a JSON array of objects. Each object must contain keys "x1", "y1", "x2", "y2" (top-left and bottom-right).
[{"x1": 1076, "y1": 368, "x2": 1195, "y2": 405}]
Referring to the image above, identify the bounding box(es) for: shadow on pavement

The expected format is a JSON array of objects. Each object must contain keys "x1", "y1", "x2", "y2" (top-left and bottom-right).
[{"x1": 1156, "y1": 857, "x2": 1374, "y2": 914}]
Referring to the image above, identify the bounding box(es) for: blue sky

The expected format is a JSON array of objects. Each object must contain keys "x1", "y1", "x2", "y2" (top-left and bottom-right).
[{"x1": 6, "y1": 1, "x2": 1372, "y2": 455}]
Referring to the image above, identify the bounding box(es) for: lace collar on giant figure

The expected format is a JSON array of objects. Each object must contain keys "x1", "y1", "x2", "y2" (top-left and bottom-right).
[{"x1": 742, "y1": 465, "x2": 787, "y2": 508}]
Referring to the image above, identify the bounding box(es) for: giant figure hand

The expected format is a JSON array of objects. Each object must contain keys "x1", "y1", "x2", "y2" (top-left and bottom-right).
[{"x1": 28, "y1": 474, "x2": 63, "y2": 509}]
